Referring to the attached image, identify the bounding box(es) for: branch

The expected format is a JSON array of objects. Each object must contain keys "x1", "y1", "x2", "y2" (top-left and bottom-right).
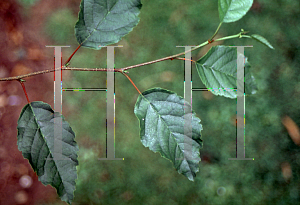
[
  {"x1": 0, "y1": 58, "x2": 193, "y2": 81},
  {"x1": 0, "y1": 31, "x2": 248, "y2": 82},
  {"x1": 0, "y1": 67, "x2": 108, "y2": 81}
]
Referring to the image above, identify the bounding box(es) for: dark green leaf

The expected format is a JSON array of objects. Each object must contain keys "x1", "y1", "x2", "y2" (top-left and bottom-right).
[
  {"x1": 134, "y1": 88, "x2": 203, "y2": 181},
  {"x1": 17, "y1": 101, "x2": 78, "y2": 204},
  {"x1": 218, "y1": 0, "x2": 253, "y2": 23},
  {"x1": 75, "y1": 0, "x2": 142, "y2": 50},
  {"x1": 195, "y1": 45, "x2": 258, "y2": 98},
  {"x1": 251, "y1": 34, "x2": 274, "y2": 49}
]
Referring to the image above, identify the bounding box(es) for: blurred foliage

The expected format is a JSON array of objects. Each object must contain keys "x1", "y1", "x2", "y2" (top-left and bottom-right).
[
  {"x1": 44, "y1": 9, "x2": 78, "y2": 45},
  {"x1": 17, "y1": 0, "x2": 41, "y2": 7},
  {"x1": 41, "y1": 0, "x2": 300, "y2": 204}
]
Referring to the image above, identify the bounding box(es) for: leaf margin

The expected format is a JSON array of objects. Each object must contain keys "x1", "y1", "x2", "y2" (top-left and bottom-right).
[
  {"x1": 251, "y1": 34, "x2": 274, "y2": 49},
  {"x1": 17, "y1": 101, "x2": 79, "y2": 205},
  {"x1": 134, "y1": 87, "x2": 203, "y2": 181},
  {"x1": 218, "y1": 0, "x2": 253, "y2": 23}
]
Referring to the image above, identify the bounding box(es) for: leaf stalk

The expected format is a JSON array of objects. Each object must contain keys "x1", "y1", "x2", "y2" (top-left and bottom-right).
[{"x1": 209, "y1": 22, "x2": 222, "y2": 42}]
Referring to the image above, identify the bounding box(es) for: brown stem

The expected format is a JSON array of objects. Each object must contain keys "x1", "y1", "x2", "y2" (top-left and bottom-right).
[
  {"x1": 0, "y1": 32, "x2": 247, "y2": 82},
  {"x1": 0, "y1": 67, "x2": 108, "y2": 81},
  {"x1": 0, "y1": 57, "x2": 193, "y2": 81},
  {"x1": 120, "y1": 46, "x2": 200, "y2": 72}
]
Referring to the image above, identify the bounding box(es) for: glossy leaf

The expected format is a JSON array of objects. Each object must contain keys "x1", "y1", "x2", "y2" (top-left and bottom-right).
[
  {"x1": 17, "y1": 101, "x2": 78, "y2": 204},
  {"x1": 218, "y1": 0, "x2": 253, "y2": 23},
  {"x1": 134, "y1": 88, "x2": 203, "y2": 181},
  {"x1": 75, "y1": 0, "x2": 142, "y2": 50},
  {"x1": 251, "y1": 34, "x2": 274, "y2": 49},
  {"x1": 195, "y1": 45, "x2": 258, "y2": 98}
]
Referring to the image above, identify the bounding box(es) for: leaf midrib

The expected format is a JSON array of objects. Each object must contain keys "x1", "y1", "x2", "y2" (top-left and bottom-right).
[
  {"x1": 30, "y1": 104, "x2": 65, "y2": 193},
  {"x1": 142, "y1": 94, "x2": 191, "y2": 164}
]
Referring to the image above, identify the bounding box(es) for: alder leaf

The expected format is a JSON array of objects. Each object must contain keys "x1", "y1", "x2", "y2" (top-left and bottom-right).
[
  {"x1": 75, "y1": 0, "x2": 142, "y2": 50},
  {"x1": 195, "y1": 45, "x2": 258, "y2": 98},
  {"x1": 218, "y1": 0, "x2": 253, "y2": 23},
  {"x1": 134, "y1": 88, "x2": 203, "y2": 181},
  {"x1": 251, "y1": 34, "x2": 274, "y2": 49},
  {"x1": 17, "y1": 101, "x2": 78, "y2": 205}
]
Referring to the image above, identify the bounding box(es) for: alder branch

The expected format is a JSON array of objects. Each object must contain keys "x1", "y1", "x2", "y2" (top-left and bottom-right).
[
  {"x1": 0, "y1": 31, "x2": 247, "y2": 82},
  {"x1": 0, "y1": 58, "x2": 192, "y2": 81},
  {"x1": 120, "y1": 46, "x2": 203, "y2": 72},
  {"x1": 0, "y1": 67, "x2": 110, "y2": 81}
]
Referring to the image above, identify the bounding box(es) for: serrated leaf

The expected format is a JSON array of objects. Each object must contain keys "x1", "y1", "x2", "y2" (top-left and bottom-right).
[
  {"x1": 218, "y1": 0, "x2": 253, "y2": 23},
  {"x1": 251, "y1": 34, "x2": 274, "y2": 49},
  {"x1": 195, "y1": 45, "x2": 258, "y2": 98},
  {"x1": 134, "y1": 88, "x2": 203, "y2": 181},
  {"x1": 75, "y1": 0, "x2": 142, "y2": 50},
  {"x1": 17, "y1": 101, "x2": 78, "y2": 204}
]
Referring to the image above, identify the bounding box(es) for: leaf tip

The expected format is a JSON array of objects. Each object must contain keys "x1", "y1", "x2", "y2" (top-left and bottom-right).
[{"x1": 251, "y1": 34, "x2": 274, "y2": 50}]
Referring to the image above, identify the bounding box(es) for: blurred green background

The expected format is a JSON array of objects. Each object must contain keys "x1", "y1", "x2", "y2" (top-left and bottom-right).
[{"x1": 37, "y1": 0, "x2": 300, "y2": 204}]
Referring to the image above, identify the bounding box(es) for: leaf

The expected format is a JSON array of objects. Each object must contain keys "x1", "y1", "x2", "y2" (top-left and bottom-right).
[
  {"x1": 75, "y1": 0, "x2": 142, "y2": 50},
  {"x1": 17, "y1": 101, "x2": 79, "y2": 204},
  {"x1": 218, "y1": 0, "x2": 253, "y2": 23},
  {"x1": 251, "y1": 34, "x2": 274, "y2": 49},
  {"x1": 195, "y1": 45, "x2": 258, "y2": 98},
  {"x1": 134, "y1": 88, "x2": 203, "y2": 181}
]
